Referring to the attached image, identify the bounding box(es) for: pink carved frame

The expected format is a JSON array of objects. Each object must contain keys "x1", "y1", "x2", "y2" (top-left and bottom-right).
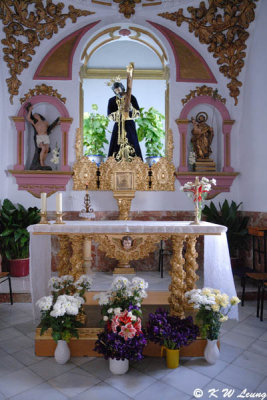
[{"x1": 177, "y1": 96, "x2": 234, "y2": 173}]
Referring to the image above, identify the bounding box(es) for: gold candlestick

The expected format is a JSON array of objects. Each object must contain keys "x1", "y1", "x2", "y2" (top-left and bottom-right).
[
  {"x1": 54, "y1": 212, "x2": 65, "y2": 224},
  {"x1": 39, "y1": 211, "x2": 50, "y2": 224}
]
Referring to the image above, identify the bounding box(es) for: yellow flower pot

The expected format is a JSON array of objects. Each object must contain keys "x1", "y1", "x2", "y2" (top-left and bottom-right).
[{"x1": 161, "y1": 346, "x2": 180, "y2": 369}]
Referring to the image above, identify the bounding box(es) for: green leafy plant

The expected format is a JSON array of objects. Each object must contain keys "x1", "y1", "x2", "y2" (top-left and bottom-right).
[
  {"x1": 136, "y1": 107, "x2": 165, "y2": 158},
  {"x1": 83, "y1": 104, "x2": 110, "y2": 156},
  {"x1": 0, "y1": 199, "x2": 40, "y2": 260},
  {"x1": 202, "y1": 200, "x2": 249, "y2": 257}
]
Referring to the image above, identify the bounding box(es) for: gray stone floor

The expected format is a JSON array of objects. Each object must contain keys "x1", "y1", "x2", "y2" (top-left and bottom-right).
[{"x1": 0, "y1": 300, "x2": 266, "y2": 400}]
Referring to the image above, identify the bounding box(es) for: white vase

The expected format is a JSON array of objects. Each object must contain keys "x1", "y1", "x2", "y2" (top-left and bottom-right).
[
  {"x1": 204, "y1": 339, "x2": 220, "y2": 364},
  {"x1": 54, "y1": 340, "x2": 70, "y2": 364},
  {"x1": 109, "y1": 358, "x2": 129, "y2": 375}
]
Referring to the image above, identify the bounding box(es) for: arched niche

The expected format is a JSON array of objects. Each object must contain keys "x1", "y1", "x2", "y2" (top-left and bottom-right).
[
  {"x1": 9, "y1": 95, "x2": 73, "y2": 198},
  {"x1": 176, "y1": 95, "x2": 238, "y2": 198}
]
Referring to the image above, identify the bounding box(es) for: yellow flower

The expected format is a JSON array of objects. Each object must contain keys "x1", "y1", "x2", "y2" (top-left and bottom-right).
[
  {"x1": 211, "y1": 304, "x2": 220, "y2": 312},
  {"x1": 216, "y1": 294, "x2": 229, "y2": 308},
  {"x1": 213, "y1": 289, "x2": 221, "y2": 295},
  {"x1": 230, "y1": 296, "x2": 241, "y2": 306},
  {"x1": 202, "y1": 288, "x2": 212, "y2": 296},
  {"x1": 219, "y1": 315, "x2": 228, "y2": 322}
]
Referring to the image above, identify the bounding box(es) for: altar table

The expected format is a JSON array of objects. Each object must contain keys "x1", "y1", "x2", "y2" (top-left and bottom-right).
[{"x1": 28, "y1": 220, "x2": 237, "y2": 319}]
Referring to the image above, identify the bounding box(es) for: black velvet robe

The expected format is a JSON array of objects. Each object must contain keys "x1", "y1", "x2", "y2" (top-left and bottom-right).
[{"x1": 107, "y1": 94, "x2": 143, "y2": 160}]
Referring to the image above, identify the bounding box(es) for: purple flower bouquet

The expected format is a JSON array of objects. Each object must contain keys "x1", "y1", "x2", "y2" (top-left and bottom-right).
[{"x1": 146, "y1": 308, "x2": 199, "y2": 350}]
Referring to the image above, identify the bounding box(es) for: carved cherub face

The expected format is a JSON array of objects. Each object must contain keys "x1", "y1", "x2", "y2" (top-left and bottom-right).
[{"x1": 122, "y1": 236, "x2": 133, "y2": 250}]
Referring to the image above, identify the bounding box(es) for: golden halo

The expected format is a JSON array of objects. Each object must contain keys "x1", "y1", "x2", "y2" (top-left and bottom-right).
[{"x1": 196, "y1": 111, "x2": 208, "y2": 122}]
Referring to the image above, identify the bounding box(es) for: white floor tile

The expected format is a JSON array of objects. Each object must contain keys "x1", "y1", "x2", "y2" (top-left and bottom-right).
[
  {"x1": 132, "y1": 356, "x2": 173, "y2": 379},
  {"x1": 80, "y1": 357, "x2": 112, "y2": 380},
  {"x1": 0, "y1": 368, "x2": 43, "y2": 398},
  {"x1": 134, "y1": 380, "x2": 191, "y2": 400},
  {"x1": 104, "y1": 368, "x2": 156, "y2": 397},
  {"x1": 162, "y1": 365, "x2": 211, "y2": 396},
  {"x1": 232, "y1": 350, "x2": 267, "y2": 375},
  {"x1": 0, "y1": 354, "x2": 24, "y2": 377},
  {"x1": 219, "y1": 342, "x2": 244, "y2": 363},
  {"x1": 0, "y1": 335, "x2": 33, "y2": 354},
  {"x1": 232, "y1": 321, "x2": 266, "y2": 338},
  {"x1": 183, "y1": 357, "x2": 228, "y2": 378},
  {"x1": 48, "y1": 367, "x2": 100, "y2": 397},
  {"x1": 9, "y1": 382, "x2": 68, "y2": 400},
  {"x1": 72, "y1": 381, "x2": 132, "y2": 400},
  {"x1": 0, "y1": 327, "x2": 22, "y2": 341},
  {"x1": 71, "y1": 357, "x2": 96, "y2": 366},
  {"x1": 202, "y1": 379, "x2": 240, "y2": 400},
  {"x1": 256, "y1": 377, "x2": 267, "y2": 392},
  {"x1": 216, "y1": 364, "x2": 264, "y2": 391},
  {"x1": 28, "y1": 357, "x2": 76, "y2": 380},
  {"x1": 220, "y1": 331, "x2": 255, "y2": 349},
  {"x1": 12, "y1": 347, "x2": 43, "y2": 367}
]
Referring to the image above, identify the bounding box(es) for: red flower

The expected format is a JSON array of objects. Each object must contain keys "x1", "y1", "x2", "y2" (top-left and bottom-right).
[
  {"x1": 134, "y1": 317, "x2": 142, "y2": 334},
  {"x1": 119, "y1": 322, "x2": 137, "y2": 340}
]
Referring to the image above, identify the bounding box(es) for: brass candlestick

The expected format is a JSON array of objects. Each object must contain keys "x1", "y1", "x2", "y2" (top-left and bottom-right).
[
  {"x1": 54, "y1": 212, "x2": 65, "y2": 224},
  {"x1": 39, "y1": 211, "x2": 50, "y2": 224}
]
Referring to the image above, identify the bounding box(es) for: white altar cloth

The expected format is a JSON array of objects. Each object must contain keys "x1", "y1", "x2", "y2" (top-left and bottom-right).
[{"x1": 28, "y1": 221, "x2": 237, "y2": 319}]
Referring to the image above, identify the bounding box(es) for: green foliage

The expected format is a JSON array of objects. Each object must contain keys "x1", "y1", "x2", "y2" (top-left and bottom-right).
[
  {"x1": 0, "y1": 199, "x2": 40, "y2": 260},
  {"x1": 202, "y1": 200, "x2": 249, "y2": 257},
  {"x1": 196, "y1": 308, "x2": 221, "y2": 341},
  {"x1": 136, "y1": 107, "x2": 165, "y2": 157},
  {"x1": 83, "y1": 104, "x2": 110, "y2": 156},
  {"x1": 39, "y1": 309, "x2": 82, "y2": 342}
]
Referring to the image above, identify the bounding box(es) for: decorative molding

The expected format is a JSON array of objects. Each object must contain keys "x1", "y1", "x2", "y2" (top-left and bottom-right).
[
  {"x1": 181, "y1": 86, "x2": 226, "y2": 106},
  {"x1": 113, "y1": 0, "x2": 141, "y2": 19},
  {"x1": 159, "y1": 0, "x2": 258, "y2": 105},
  {"x1": 20, "y1": 84, "x2": 66, "y2": 105},
  {"x1": 0, "y1": 1, "x2": 94, "y2": 103},
  {"x1": 72, "y1": 156, "x2": 98, "y2": 191},
  {"x1": 151, "y1": 157, "x2": 176, "y2": 191},
  {"x1": 80, "y1": 68, "x2": 166, "y2": 80}
]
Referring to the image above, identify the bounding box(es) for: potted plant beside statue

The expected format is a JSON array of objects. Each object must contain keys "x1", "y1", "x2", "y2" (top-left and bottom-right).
[
  {"x1": 83, "y1": 104, "x2": 110, "y2": 166},
  {"x1": 0, "y1": 199, "x2": 40, "y2": 277},
  {"x1": 136, "y1": 107, "x2": 165, "y2": 166}
]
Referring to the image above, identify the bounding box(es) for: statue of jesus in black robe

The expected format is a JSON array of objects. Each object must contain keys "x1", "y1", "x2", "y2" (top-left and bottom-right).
[{"x1": 107, "y1": 81, "x2": 143, "y2": 161}]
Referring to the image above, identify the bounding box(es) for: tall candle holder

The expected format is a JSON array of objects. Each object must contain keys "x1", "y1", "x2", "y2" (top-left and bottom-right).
[
  {"x1": 79, "y1": 185, "x2": 95, "y2": 220},
  {"x1": 39, "y1": 211, "x2": 50, "y2": 224},
  {"x1": 54, "y1": 212, "x2": 65, "y2": 224}
]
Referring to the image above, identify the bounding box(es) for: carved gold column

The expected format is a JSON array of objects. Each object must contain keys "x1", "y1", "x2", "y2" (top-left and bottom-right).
[
  {"x1": 58, "y1": 236, "x2": 72, "y2": 276},
  {"x1": 169, "y1": 235, "x2": 186, "y2": 318},
  {"x1": 69, "y1": 235, "x2": 85, "y2": 279},
  {"x1": 83, "y1": 236, "x2": 92, "y2": 274},
  {"x1": 184, "y1": 235, "x2": 199, "y2": 292}
]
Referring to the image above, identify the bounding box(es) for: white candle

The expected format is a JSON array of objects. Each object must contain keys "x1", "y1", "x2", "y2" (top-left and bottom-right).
[
  {"x1": 56, "y1": 192, "x2": 62, "y2": 213},
  {"x1": 41, "y1": 193, "x2": 47, "y2": 213}
]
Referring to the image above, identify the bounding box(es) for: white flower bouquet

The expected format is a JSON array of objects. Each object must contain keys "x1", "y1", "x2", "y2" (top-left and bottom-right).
[
  {"x1": 36, "y1": 293, "x2": 85, "y2": 342},
  {"x1": 185, "y1": 288, "x2": 240, "y2": 340},
  {"x1": 50, "y1": 142, "x2": 60, "y2": 166},
  {"x1": 94, "y1": 275, "x2": 148, "y2": 322}
]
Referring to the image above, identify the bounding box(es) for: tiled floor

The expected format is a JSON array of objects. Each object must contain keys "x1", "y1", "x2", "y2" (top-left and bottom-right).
[{"x1": 0, "y1": 300, "x2": 266, "y2": 400}]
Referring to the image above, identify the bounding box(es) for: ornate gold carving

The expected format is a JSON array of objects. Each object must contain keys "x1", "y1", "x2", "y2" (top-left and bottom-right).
[
  {"x1": 169, "y1": 236, "x2": 186, "y2": 318},
  {"x1": 69, "y1": 235, "x2": 84, "y2": 279},
  {"x1": 58, "y1": 236, "x2": 72, "y2": 276},
  {"x1": 181, "y1": 86, "x2": 226, "y2": 106},
  {"x1": 165, "y1": 128, "x2": 174, "y2": 163},
  {"x1": 20, "y1": 84, "x2": 66, "y2": 105},
  {"x1": 159, "y1": 0, "x2": 258, "y2": 105},
  {"x1": 95, "y1": 234, "x2": 166, "y2": 266},
  {"x1": 151, "y1": 158, "x2": 175, "y2": 191},
  {"x1": 99, "y1": 157, "x2": 149, "y2": 191},
  {"x1": 0, "y1": 1, "x2": 94, "y2": 103},
  {"x1": 184, "y1": 236, "x2": 199, "y2": 292},
  {"x1": 113, "y1": 0, "x2": 141, "y2": 19},
  {"x1": 72, "y1": 156, "x2": 98, "y2": 191},
  {"x1": 114, "y1": 192, "x2": 135, "y2": 220}
]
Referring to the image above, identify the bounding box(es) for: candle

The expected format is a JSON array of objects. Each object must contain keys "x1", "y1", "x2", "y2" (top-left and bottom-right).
[
  {"x1": 40, "y1": 193, "x2": 47, "y2": 213},
  {"x1": 56, "y1": 192, "x2": 62, "y2": 213}
]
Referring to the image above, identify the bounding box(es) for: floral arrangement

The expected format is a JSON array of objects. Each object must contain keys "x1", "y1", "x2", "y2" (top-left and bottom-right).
[
  {"x1": 180, "y1": 176, "x2": 216, "y2": 203},
  {"x1": 94, "y1": 276, "x2": 148, "y2": 361},
  {"x1": 48, "y1": 274, "x2": 92, "y2": 301},
  {"x1": 180, "y1": 176, "x2": 216, "y2": 223},
  {"x1": 188, "y1": 151, "x2": 196, "y2": 169},
  {"x1": 36, "y1": 274, "x2": 92, "y2": 342},
  {"x1": 185, "y1": 288, "x2": 240, "y2": 340},
  {"x1": 146, "y1": 308, "x2": 199, "y2": 350},
  {"x1": 94, "y1": 276, "x2": 148, "y2": 322},
  {"x1": 50, "y1": 142, "x2": 60, "y2": 166},
  {"x1": 36, "y1": 294, "x2": 84, "y2": 342}
]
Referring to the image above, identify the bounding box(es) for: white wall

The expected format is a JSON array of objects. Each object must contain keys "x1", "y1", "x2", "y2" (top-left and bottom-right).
[{"x1": 0, "y1": 0, "x2": 265, "y2": 212}]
